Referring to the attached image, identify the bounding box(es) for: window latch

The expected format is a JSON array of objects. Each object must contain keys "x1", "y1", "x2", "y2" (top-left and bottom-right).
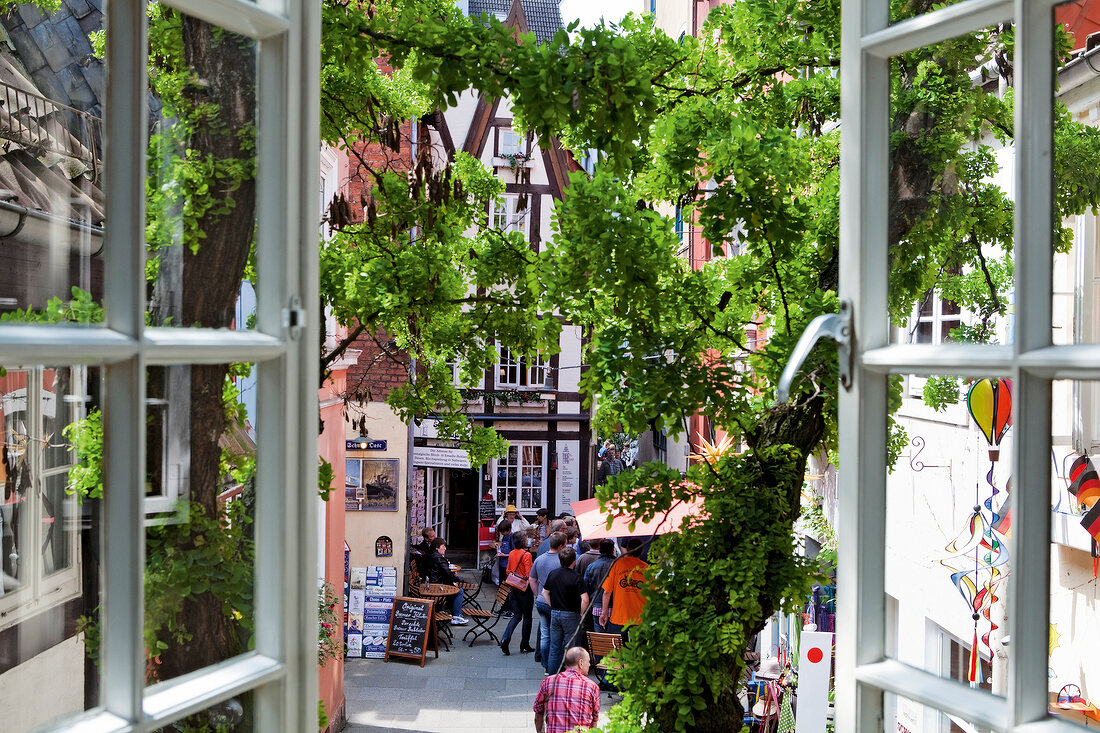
[
  {"x1": 776, "y1": 300, "x2": 852, "y2": 404},
  {"x1": 283, "y1": 295, "x2": 306, "y2": 340}
]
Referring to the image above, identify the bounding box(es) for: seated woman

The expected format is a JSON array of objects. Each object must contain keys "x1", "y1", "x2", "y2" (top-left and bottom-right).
[
  {"x1": 500, "y1": 533, "x2": 534, "y2": 655},
  {"x1": 422, "y1": 538, "x2": 469, "y2": 625}
]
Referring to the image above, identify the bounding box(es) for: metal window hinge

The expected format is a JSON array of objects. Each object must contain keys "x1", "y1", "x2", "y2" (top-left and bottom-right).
[
  {"x1": 776, "y1": 300, "x2": 853, "y2": 404},
  {"x1": 283, "y1": 295, "x2": 306, "y2": 340}
]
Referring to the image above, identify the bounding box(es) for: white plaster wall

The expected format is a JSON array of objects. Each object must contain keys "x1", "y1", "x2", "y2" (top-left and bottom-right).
[
  {"x1": 654, "y1": 0, "x2": 691, "y2": 39},
  {"x1": 888, "y1": 402, "x2": 1014, "y2": 678},
  {"x1": 0, "y1": 634, "x2": 84, "y2": 729},
  {"x1": 446, "y1": 89, "x2": 481, "y2": 149},
  {"x1": 558, "y1": 325, "x2": 584, "y2": 391}
]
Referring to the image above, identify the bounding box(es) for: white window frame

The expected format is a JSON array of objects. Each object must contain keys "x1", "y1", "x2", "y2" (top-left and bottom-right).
[
  {"x1": 492, "y1": 442, "x2": 546, "y2": 512},
  {"x1": 498, "y1": 125, "x2": 525, "y2": 157},
  {"x1": 910, "y1": 288, "x2": 964, "y2": 347},
  {"x1": 0, "y1": 0, "x2": 321, "y2": 729},
  {"x1": 0, "y1": 367, "x2": 83, "y2": 624},
  {"x1": 496, "y1": 345, "x2": 546, "y2": 389},
  {"x1": 490, "y1": 194, "x2": 529, "y2": 238},
  {"x1": 839, "y1": 1, "x2": 1062, "y2": 731},
  {"x1": 427, "y1": 467, "x2": 447, "y2": 537}
]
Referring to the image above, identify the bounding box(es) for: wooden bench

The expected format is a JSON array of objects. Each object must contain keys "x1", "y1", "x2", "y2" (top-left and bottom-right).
[{"x1": 586, "y1": 631, "x2": 624, "y2": 677}]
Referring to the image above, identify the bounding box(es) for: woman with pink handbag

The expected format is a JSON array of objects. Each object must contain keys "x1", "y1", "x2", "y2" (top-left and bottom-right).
[{"x1": 500, "y1": 534, "x2": 535, "y2": 655}]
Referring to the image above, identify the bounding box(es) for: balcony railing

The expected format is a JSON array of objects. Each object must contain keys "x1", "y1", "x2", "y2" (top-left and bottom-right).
[{"x1": 0, "y1": 78, "x2": 102, "y2": 182}]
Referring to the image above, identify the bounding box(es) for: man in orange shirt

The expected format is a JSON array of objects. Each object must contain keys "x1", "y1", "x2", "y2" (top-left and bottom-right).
[{"x1": 598, "y1": 538, "x2": 648, "y2": 638}]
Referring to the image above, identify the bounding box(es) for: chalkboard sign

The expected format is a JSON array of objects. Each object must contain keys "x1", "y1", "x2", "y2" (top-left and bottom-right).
[
  {"x1": 384, "y1": 596, "x2": 434, "y2": 666},
  {"x1": 479, "y1": 497, "x2": 498, "y2": 521}
]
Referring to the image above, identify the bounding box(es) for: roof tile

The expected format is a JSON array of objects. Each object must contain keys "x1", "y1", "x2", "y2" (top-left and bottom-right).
[{"x1": 468, "y1": 0, "x2": 563, "y2": 44}]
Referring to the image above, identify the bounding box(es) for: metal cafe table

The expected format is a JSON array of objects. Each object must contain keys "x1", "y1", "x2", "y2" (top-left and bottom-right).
[{"x1": 418, "y1": 583, "x2": 460, "y2": 650}]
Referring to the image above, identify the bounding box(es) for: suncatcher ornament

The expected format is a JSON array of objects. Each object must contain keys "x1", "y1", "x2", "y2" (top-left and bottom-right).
[{"x1": 966, "y1": 378, "x2": 1012, "y2": 461}]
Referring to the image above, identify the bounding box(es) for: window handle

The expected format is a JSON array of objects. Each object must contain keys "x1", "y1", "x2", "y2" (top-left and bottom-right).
[{"x1": 776, "y1": 300, "x2": 852, "y2": 404}]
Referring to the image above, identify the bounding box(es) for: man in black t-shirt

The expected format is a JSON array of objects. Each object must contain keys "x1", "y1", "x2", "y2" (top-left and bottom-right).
[{"x1": 540, "y1": 546, "x2": 589, "y2": 676}]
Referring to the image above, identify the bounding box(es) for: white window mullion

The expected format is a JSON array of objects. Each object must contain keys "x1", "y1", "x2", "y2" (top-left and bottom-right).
[
  {"x1": 251, "y1": 10, "x2": 318, "y2": 728},
  {"x1": 1009, "y1": 1, "x2": 1058, "y2": 727},
  {"x1": 100, "y1": 0, "x2": 148, "y2": 723},
  {"x1": 838, "y1": 0, "x2": 890, "y2": 730}
]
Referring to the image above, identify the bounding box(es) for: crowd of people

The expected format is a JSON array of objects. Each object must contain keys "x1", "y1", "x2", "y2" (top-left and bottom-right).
[
  {"x1": 492, "y1": 510, "x2": 650, "y2": 666},
  {"x1": 414, "y1": 502, "x2": 651, "y2": 732}
]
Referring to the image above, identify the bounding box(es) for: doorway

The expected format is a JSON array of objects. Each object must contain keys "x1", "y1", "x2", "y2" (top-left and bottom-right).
[{"x1": 446, "y1": 468, "x2": 480, "y2": 560}]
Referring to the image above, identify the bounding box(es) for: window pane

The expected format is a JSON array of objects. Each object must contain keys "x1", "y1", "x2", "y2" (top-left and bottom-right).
[
  {"x1": 159, "y1": 692, "x2": 253, "y2": 732},
  {"x1": 1059, "y1": 29, "x2": 1100, "y2": 349},
  {"x1": 889, "y1": 22, "x2": 1015, "y2": 350},
  {"x1": 914, "y1": 322, "x2": 932, "y2": 344},
  {"x1": 2, "y1": 368, "x2": 32, "y2": 597},
  {"x1": 147, "y1": 12, "x2": 258, "y2": 330},
  {"x1": 0, "y1": 11, "x2": 105, "y2": 326},
  {"x1": 940, "y1": 318, "x2": 959, "y2": 344},
  {"x1": 345, "y1": 458, "x2": 362, "y2": 510},
  {"x1": 1050, "y1": 378, "x2": 1100, "y2": 725},
  {"x1": 886, "y1": 372, "x2": 1008, "y2": 696},
  {"x1": 1, "y1": 364, "x2": 100, "y2": 730},
  {"x1": 145, "y1": 362, "x2": 256, "y2": 684},
  {"x1": 885, "y1": 692, "x2": 971, "y2": 732}
]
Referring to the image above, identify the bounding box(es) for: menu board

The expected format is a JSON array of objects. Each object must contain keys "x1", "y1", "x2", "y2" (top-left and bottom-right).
[
  {"x1": 384, "y1": 596, "x2": 434, "y2": 666},
  {"x1": 479, "y1": 496, "x2": 498, "y2": 521}
]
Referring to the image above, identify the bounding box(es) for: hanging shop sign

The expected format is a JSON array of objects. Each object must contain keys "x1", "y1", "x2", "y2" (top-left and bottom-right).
[
  {"x1": 347, "y1": 439, "x2": 387, "y2": 451},
  {"x1": 412, "y1": 445, "x2": 471, "y2": 469}
]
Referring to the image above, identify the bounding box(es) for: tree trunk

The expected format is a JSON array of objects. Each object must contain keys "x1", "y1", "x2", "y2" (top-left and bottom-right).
[{"x1": 155, "y1": 17, "x2": 256, "y2": 682}]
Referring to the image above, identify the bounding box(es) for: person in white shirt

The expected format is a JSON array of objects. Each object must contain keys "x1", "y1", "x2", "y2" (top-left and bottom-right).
[{"x1": 496, "y1": 504, "x2": 531, "y2": 533}]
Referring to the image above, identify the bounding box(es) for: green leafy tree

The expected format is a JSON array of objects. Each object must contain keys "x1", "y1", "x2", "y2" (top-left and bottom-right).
[{"x1": 317, "y1": 1, "x2": 1100, "y2": 730}]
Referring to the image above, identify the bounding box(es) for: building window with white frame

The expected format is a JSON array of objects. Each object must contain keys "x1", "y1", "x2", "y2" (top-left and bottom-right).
[
  {"x1": 910, "y1": 288, "x2": 963, "y2": 345},
  {"x1": 0, "y1": 367, "x2": 83, "y2": 617},
  {"x1": 491, "y1": 194, "x2": 529, "y2": 238},
  {"x1": 427, "y1": 467, "x2": 446, "y2": 536},
  {"x1": 496, "y1": 345, "x2": 546, "y2": 389},
  {"x1": 494, "y1": 443, "x2": 545, "y2": 511},
  {"x1": 498, "y1": 125, "x2": 525, "y2": 157}
]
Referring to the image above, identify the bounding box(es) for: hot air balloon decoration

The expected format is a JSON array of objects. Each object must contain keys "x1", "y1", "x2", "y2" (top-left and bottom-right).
[{"x1": 967, "y1": 378, "x2": 1012, "y2": 462}]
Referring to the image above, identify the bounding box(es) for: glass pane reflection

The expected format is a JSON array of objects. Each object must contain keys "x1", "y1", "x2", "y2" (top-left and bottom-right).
[{"x1": 1, "y1": 364, "x2": 100, "y2": 731}]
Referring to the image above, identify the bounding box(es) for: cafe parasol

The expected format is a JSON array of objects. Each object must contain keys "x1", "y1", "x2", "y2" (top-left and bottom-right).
[{"x1": 570, "y1": 495, "x2": 705, "y2": 540}]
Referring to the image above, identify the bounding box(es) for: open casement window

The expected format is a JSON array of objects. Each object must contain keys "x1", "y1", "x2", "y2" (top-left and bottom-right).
[
  {"x1": 490, "y1": 194, "x2": 529, "y2": 238},
  {"x1": 0, "y1": 0, "x2": 321, "y2": 730},
  {"x1": 838, "y1": 1, "x2": 1077, "y2": 731},
  {"x1": 496, "y1": 345, "x2": 547, "y2": 389},
  {"x1": 493, "y1": 443, "x2": 545, "y2": 512}
]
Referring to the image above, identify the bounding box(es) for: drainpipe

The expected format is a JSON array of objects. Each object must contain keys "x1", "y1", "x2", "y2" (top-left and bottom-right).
[{"x1": 404, "y1": 116, "x2": 418, "y2": 592}]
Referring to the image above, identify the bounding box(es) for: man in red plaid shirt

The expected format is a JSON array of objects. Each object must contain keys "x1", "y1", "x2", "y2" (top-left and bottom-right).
[{"x1": 533, "y1": 646, "x2": 601, "y2": 733}]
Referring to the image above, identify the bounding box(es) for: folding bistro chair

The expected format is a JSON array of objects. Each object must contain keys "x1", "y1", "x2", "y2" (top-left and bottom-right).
[
  {"x1": 455, "y1": 561, "x2": 492, "y2": 612},
  {"x1": 461, "y1": 582, "x2": 510, "y2": 646}
]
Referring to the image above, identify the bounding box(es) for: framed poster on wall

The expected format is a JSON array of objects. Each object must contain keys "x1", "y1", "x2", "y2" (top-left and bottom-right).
[{"x1": 346, "y1": 458, "x2": 400, "y2": 511}]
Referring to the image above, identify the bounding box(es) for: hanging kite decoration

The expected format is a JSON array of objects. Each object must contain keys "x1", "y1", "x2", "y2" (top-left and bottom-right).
[
  {"x1": 942, "y1": 378, "x2": 1013, "y2": 687},
  {"x1": 1066, "y1": 454, "x2": 1100, "y2": 577}
]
